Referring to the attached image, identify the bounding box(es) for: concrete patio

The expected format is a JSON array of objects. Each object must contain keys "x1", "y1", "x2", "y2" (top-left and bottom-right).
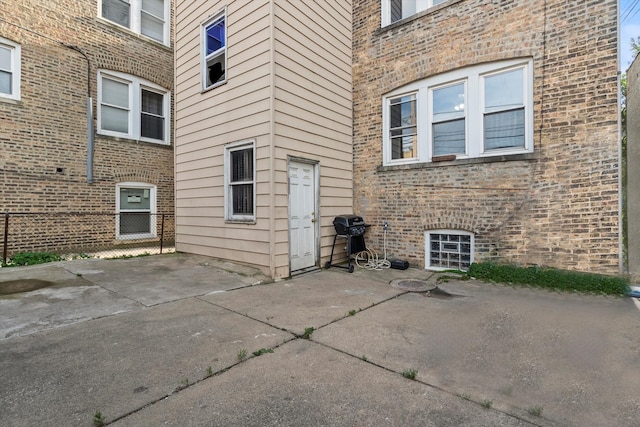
[{"x1": 0, "y1": 253, "x2": 638, "y2": 426}]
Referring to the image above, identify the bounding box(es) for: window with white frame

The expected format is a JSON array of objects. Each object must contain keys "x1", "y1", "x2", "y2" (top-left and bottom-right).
[
  {"x1": 98, "y1": 70, "x2": 170, "y2": 144},
  {"x1": 389, "y1": 93, "x2": 418, "y2": 160},
  {"x1": 100, "y1": 0, "x2": 169, "y2": 44},
  {"x1": 116, "y1": 183, "x2": 156, "y2": 239},
  {"x1": 426, "y1": 230, "x2": 474, "y2": 270},
  {"x1": 202, "y1": 10, "x2": 227, "y2": 89},
  {"x1": 381, "y1": 0, "x2": 447, "y2": 26},
  {"x1": 0, "y1": 38, "x2": 20, "y2": 100},
  {"x1": 382, "y1": 59, "x2": 533, "y2": 165},
  {"x1": 225, "y1": 141, "x2": 255, "y2": 221}
]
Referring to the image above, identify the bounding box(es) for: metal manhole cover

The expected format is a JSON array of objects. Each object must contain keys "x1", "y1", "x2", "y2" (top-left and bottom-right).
[{"x1": 390, "y1": 279, "x2": 437, "y2": 292}]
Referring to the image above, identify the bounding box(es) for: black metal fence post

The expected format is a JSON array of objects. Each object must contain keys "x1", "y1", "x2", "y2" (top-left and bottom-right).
[
  {"x1": 160, "y1": 214, "x2": 165, "y2": 254},
  {"x1": 3, "y1": 212, "x2": 9, "y2": 265}
]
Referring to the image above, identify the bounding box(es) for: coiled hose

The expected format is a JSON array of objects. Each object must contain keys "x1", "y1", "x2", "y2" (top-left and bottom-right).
[{"x1": 354, "y1": 227, "x2": 391, "y2": 271}]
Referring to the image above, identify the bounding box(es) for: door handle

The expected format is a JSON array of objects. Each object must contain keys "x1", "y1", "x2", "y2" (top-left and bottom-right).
[{"x1": 310, "y1": 212, "x2": 316, "y2": 223}]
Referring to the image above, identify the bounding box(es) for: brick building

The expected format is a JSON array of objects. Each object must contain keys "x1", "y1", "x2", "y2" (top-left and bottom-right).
[
  {"x1": 353, "y1": 0, "x2": 620, "y2": 274},
  {"x1": 1, "y1": 0, "x2": 174, "y2": 255}
]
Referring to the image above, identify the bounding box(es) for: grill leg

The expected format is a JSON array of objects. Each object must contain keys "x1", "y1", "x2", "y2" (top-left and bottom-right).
[
  {"x1": 346, "y1": 235, "x2": 354, "y2": 273},
  {"x1": 325, "y1": 234, "x2": 354, "y2": 272},
  {"x1": 325, "y1": 234, "x2": 338, "y2": 269}
]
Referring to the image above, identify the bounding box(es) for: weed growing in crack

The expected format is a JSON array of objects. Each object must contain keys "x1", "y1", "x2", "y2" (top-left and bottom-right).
[
  {"x1": 252, "y1": 348, "x2": 274, "y2": 356},
  {"x1": 206, "y1": 366, "x2": 213, "y2": 376},
  {"x1": 237, "y1": 349, "x2": 247, "y2": 360},
  {"x1": 402, "y1": 368, "x2": 418, "y2": 380},
  {"x1": 301, "y1": 327, "x2": 314, "y2": 339},
  {"x1": 481, "y1": 399, "x2": 493, "y2": 409},
  {"x1": 348, "y1": 309, "x2": 357, "y2": 316},
  {"x1": 93, "y1": 411, "x2": 105, "y2": 427},
  {"x1": 527, "y1": 405, "x2": 543, "y2": 417},
  {"x1": 174, "y1": 378, "x2": 189, "y2": 392}
]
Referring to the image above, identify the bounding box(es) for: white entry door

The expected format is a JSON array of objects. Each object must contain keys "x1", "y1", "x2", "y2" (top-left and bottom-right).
[{"x1": 289, "y1": 161, "x2": 317, "y2": 271}]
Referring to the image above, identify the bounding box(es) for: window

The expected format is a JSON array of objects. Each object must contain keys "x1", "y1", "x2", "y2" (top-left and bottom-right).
[
  {"x1": 98, "y1": 70, "x2": 170, "y2": 144},
  {"x1": 100, "y1": 0, "x2": 169, "y2": 44},
  {"x1": 0, "y1": 38, "x2": 20, "y2": 100},
  {"x1": 483, "y1": 68, "x2": 526, "y2": 151},
  {"x1": 116, "y1": 183, "x2": 156, "y2": 240},
  {"x1": 432, "y1": 82, "x2": 465, "y2": 156},
  {"x1": 389, "y1": 94, "x2": 417, "y2": 160},
  {"x1": 225, "y1": 141, "x2": 255, "y2": 221},
  {"x1": 382, "y1": 59, "x2": 533, "y2": 165},
  {"x1": 202, "y1": 10, "x2": 227, "y2": 89},
  {"x1": 381, "y1": 0, "x2": 447, "y2": 26},
  {"x1": 426, "y1": 230, "x2": 473, "y2": 270}
]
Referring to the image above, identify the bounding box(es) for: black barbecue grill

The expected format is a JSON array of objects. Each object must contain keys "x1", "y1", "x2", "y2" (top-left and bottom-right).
[{"x1": 325, "y1": 214, "x2": 369, "y2": 273}]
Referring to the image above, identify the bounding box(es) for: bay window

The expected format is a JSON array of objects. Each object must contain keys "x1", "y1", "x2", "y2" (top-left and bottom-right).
[{"x1": 383, "y1": 59, "x2": 533, "y2": 165}]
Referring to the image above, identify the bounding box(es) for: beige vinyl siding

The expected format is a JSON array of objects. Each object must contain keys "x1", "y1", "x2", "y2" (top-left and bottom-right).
[
  {"x1": 175, "y1": 0, "x2": 272, "y2": 273},
  {"x1": 273, "y1": 0, "x2": 353, "y2": 268},
  {"x1": 175, "y1": 0, "x2": 353, "y2": 277}
]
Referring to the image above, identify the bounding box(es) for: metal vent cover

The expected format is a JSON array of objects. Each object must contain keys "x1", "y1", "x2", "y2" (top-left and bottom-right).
[{"x1": 389, "y1": 279, "x2": 437, "y2": 293}]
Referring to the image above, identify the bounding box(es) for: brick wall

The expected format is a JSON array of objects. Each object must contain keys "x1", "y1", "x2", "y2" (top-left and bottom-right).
[
  {"x1": 0, "y1": 0, "x2": 175, "y2": 251},
  {"x1": 353, "y1": 0, "x2": 620, "y2": 274}
]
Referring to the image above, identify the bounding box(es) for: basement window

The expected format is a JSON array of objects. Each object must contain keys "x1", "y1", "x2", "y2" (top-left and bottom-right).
[{"x1": 426, "y1": 230, "x2": 473, "y2": 271}]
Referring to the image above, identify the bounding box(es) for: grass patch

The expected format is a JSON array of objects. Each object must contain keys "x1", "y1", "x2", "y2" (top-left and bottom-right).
[
  {"x1": 2, "y1": 251, "x2": 92, "y2": 267},
  {"x1": 481, "y1": 399, "x2": 493, "y2": 409},
  {"x1": 468, "y1": 262, "x2": 628, "y2": 296},
  {"x1": 3, "y1": 251, "x2": 63, "y2": 267}
]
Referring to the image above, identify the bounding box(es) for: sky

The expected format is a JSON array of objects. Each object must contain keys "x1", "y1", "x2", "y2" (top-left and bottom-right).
[{"x1": 621, "y1": 0, "x2": 640, "y2": 71}]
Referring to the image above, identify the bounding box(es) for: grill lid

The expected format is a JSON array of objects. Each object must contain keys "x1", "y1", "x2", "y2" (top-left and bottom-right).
[{"x1": 333, "y1": 215, "x2": 365, "y2": 227}]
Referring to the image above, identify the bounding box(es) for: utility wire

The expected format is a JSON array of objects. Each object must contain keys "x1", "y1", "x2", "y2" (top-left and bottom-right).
[{"x1": 622, "y1": 0, "x2": 640, "y2": 23}]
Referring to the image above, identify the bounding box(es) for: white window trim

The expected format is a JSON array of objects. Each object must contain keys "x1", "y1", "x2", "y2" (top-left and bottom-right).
[
  {"x1": 425, "y1": 229, "x2": 474, "y2": 271},
  {"x1": 428, "y1": 79, "x2": 467, "y2": 160},
  {"x1": 381, "y1": 0, "x2": 446, "y2": 27},
  {"x1": 97, "y1": 0, "x2": 170, "y2": 46},
  {"x1": 97, "y1": 70, "x2": 171, "y2": 145},
  {"x1": 115, "y1": 182, "x2": 157, "y2": 240},
  {"x1": 383, "y1": 59, "x2": 533, "y2": 166},
  {"x1": 224, "y1": 140, "x2": 256, "y2": 222},
  {"x1": 201, "y1": 8, "x2": 227, "y2": 91},
  {"x1": 0, "y1": 37, "x2": 21, "y2": 101}
]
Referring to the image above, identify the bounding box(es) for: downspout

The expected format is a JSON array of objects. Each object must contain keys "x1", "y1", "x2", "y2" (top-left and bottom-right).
[
  {"x1": 0, "y1": 19, "x2": 94, "y2": 183},
  {"x1": 64, "y1": 44, "x2": 94, "y2": 184}
]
